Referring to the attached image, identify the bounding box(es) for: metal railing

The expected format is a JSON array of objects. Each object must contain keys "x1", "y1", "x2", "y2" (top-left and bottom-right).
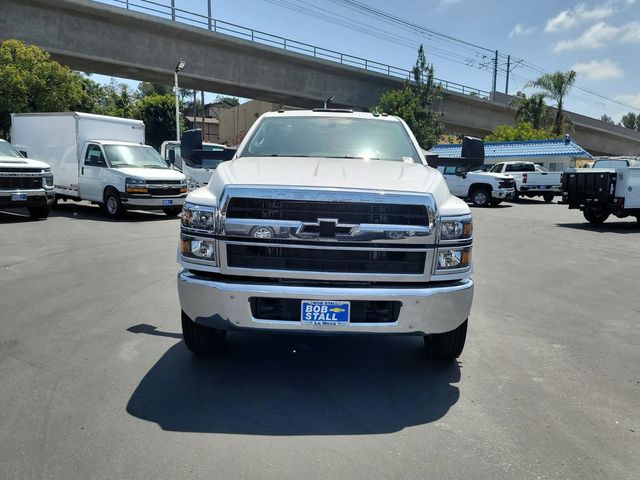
[{"x1": 100, "y1": 0, "x2": 490, "y2": 99}]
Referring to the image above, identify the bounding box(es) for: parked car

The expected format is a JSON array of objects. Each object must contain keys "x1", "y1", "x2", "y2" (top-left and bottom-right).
[
  {"x1": 0, "y1": 139, "x2": 55, "y2": 219},
  {"x1": 160, "y1": 133, "x2": 236, "y2": 191},
  {"x1": 437, "y1": 165, "x2": 515, "y2": 207},
  {"x1": 11, "y1": 112, "x2": 188, "y2": 218},
  {"x1": 488, "y1": 161, "x2": 562, "y2": 202},
  {"x1": 177, "y1": 109, "x2": 474, "y2": 360},
  {"x1": 562, "y1": 157, "x2": 640, "y2": 224}
]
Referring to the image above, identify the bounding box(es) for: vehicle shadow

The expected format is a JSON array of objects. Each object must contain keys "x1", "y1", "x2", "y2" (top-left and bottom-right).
[
  {"x1": 51, "y1": 202, "x2": 179, "y2": 222},
  {"x1": 126, "y1": 331, "x2": 462, "y2": 436},
  {"x1": 0, "y1": 210, "x2": 41, "y2": 223},
  {"x1": 556, "y1": 221, "x2": 640, "y2": 234}
]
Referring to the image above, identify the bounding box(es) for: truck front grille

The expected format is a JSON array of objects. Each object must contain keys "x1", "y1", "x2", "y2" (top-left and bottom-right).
[
  {"x1": 499, "y1": 179, "x2": 515, "y2": 189},
  {"x1": 226, "y1": 244, "x2": 425, "y2": 274},
  {"x1": 147, "y1": 187, "x2": 183, "y2": 196},
  {"x1": 0, "y1": 177, "x2": 42, "y2": 189},
  {"x1": 250, "y1": 298, "x2": 402, "y2": 323},
  {"x1": 226, "y1": 198, "x2": 429, "y2": 226}
]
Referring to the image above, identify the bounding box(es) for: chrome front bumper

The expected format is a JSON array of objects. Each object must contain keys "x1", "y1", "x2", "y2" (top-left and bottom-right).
[
  {"x1": 177, "y1": 270, "x2": 473, "y2": 335},
  {"x1": 492, "y1": 188, "x2": 515, "y2": 199},
  {"x1": 121, "y1": 196, "x2": 186, "y2": 208}
]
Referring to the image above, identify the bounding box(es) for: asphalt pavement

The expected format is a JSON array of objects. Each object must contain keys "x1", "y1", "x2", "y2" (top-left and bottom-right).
[{"x1": 1, "y1": 200, "x2": 638, "y2": 479}]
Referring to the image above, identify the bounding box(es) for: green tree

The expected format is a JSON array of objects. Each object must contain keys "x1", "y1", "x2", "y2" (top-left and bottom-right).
[
  {"x1": 484, "y1": 122, "x2": 559, "y2": 142},
  {"x1": 619, "y1": 112, "x2": 639, "y2": 131},
  {"x1": 138, "y1": 82, "x2": 172, "y2": 97},
  {"x1": 376, "y1": 45, "x2": 443, "y2": 149},
  {"x1": 97, "y1": 80, "x2": 136, "y2": 118},
  {"x1": 525, "y1": 70, "x2": 576, "y2": 136},
  {"x1": 134, "y1": 94, "x2": 179, "y2": 150},
  {"x1": 0, "y1": 39, "x2": 86, "y2": 137},
  {"x1": 600, "y1": 114, "x2": 614, "y2": 124},
  {"x1": 514, "y1": 93, "x2": 551, "y2": 130},
  {"x1": 214, "y1": 95, "x2": 240, "y2": 107}
]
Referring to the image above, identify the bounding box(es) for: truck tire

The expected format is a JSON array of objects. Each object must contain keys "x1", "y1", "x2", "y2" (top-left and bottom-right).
[
  {"x1": 28, "y1": 205, "x2": 50, "y2": 219},
  {"x1": 424, "y1": 319, "x2": 467, "y2": 360},
  {"x1": 181, "y1": 310, "x2": 226, "y2": 354},
  {"x1": 543, "y1": 193, "x2": 554, "y2": 203},
  {"x1": 583, "y1": 209, "x2": 609, "y2": 225},
  {"x1": 104, "y1": 189, "x2": 124, "y2": 219},
  {"x1": 163, "y1": 207, "x2": 182, "y2": 216},
  {"x1": 470, "y1": 188, "x2": 491, "y2": 208},
  {"x1": 512, "y1": 192, "x2": 520, "y2": 201}
]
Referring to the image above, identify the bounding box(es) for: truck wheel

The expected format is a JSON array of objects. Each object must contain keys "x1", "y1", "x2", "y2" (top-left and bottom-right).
[
  {"x1": 583, "y1": 210, "x2": 609, "y2": 225},
  {"x1": 512, "y1": 192, "x2": 520, "y2": 201},
  {"x1": 104, "y1": 190, "x2": 124, "y2": 219},
  {"x1": 470, "y1": 188, "x2": 490, "y2": 207},
  {"x1": 163, "y1": 207, "x2": 182, "y2": 217},
  {"x1": 28, "y1": 205, "x2": 50, "y2": 219},
  {"x1": 181, "y1": 310, "x2": 226, "y2": 354},
  {"x1": 543, "y1": 193, "x2": 554, "y2": 203},
  {"x1": 424, "y1": 319, "x2": 467, "y2": 360}
]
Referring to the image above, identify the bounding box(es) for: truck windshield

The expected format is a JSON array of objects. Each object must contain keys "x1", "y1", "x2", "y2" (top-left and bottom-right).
[
  {"x1": 0, "y1": 142, "x2": 23, "y2": 158},
  {"x1": 104, "y1": 145, "x2": 168, "y2": 169},
  {"x1": 240, "y1": 116, "x2": 421, "y2": 162}
]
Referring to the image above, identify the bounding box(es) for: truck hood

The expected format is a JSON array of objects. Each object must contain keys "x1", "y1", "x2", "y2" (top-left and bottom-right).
[
  {"x1": 218, "y1": 156, "x2": 438, "y2": 193},
  {"x1": 468, "y1": 171, "x2": 512, "y2": 181},
  {"x1": 0, "y1": 155, "x2": 50, "y2": 169},
  {"x1": 115, "y1": 167, "x2": 186, "y2": 181}
]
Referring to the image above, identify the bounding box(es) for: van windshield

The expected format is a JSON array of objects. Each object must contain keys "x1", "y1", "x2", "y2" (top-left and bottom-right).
[
  {"x1": 104, "y1": 145, "x2": 168, "y2": 169},
  {"x1": 240, "y1": 116, "x2": 421, "y2": 162},
  {"x1": 0, "y1": 142, "x2": 22, "y2": 158}
]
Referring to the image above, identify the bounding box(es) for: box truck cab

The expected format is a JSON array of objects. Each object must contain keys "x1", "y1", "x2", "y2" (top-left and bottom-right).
[{"x1": 11, "y1": 112, "x2": 187, "y2": 218}]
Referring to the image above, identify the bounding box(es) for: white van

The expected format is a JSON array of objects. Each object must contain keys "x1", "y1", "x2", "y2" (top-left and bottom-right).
[{"x1": 11, "y1": 112, "x2": 187, "y2": 218}]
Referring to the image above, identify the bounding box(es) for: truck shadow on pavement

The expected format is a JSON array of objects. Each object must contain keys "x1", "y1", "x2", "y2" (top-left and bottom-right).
[
  {"x1": 556, "y1": 221, "x2": 640, "y2": 234},
  {"x1": 51, "y1": 202, "x2": 179, "y2": 222},
  {"x1": 126, "y1": 332, "x2": 461, "y2": 435}
]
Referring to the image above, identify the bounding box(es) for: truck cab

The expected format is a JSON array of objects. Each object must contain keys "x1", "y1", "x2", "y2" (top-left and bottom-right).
[
  {"x1": 489, "y1": 161, "x2": 562, "y2": 202},
  {"x1": 0, "y1": 139, "x2": 54, "y2": 219},
  {"x1": 177, "y1": 110, "x2": 474, "y2": 361},
  {"x1": 438, "y1": 165, "x2": 515, "y2": 207}
]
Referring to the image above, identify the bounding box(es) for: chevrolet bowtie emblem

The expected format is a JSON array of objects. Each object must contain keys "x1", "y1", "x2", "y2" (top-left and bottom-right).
[{"x1": 297, "y1": 218, "x2": 353, "y2": 238}]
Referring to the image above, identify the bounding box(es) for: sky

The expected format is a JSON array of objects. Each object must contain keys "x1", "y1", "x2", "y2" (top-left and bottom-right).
[{"x1": 93, "y1": 0, "x2": 640, "y2": 122}]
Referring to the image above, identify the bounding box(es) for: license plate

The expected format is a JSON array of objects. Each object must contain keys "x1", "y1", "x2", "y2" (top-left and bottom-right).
[
  {"x1": 11, "y1": 193, "x2": 27, "y2": 201},
  {"x1": 301, "y1": 300, "x2": 350, "y2": 325},
  {"x1": 162, "y1": 199, "x2": 173, "y2": 205}
]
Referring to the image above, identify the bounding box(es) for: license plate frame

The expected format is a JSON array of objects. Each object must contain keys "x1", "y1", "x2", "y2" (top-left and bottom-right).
[
  {"x1": 161, "y1": 199, "x2": 173, "y2": 206},
  {"x1": 301, "y1": 300, "x2": 350, "y2": 325},
  {"x1": 11, "y1": 193, "x2": 27, "y2": 201}
]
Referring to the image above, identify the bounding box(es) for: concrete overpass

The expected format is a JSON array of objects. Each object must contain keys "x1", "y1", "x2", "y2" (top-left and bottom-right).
[{"x1": 2, "y1": 0, "x2": 640, "y2": 156}]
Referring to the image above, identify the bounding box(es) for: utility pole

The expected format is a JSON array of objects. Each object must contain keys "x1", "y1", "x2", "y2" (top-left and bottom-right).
[
  {"x1": 207, "y1": 0, "x2": 212, "y2": 30},
  {"x1": 171, "y1": 0, "x2": 175, "y2": 20},
  {"x1": 491, "y1": 50, "x2": 498, "y2": 94},
  {"x1": 201, "y1": 90, "x2": 206, "y2": 136},
  {"x1": 174, "y1": 60, "x2": 186, "y2": 141},
  {"x1": 505, "y1": 55, "x2": 511, "y2": 94}
]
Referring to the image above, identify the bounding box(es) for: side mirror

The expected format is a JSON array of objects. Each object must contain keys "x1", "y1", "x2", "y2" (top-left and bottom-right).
[
  {"x1": 455, "y1": 167, "x2": 466, "y2": 176},
  {"x1": 167, "y1": 149, "x2": 176, "y2": 165},
  {"x1": 19, "y1": 150, "x2": 28, "y2": 158}
]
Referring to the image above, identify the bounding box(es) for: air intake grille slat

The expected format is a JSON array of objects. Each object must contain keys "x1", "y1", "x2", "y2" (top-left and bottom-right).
[
  {"x1": 0, "y1": 177, "x2": 42, "y2": 189},
  {"x1": 226, "y1": 198, "x2": 428, "y2": 226}
]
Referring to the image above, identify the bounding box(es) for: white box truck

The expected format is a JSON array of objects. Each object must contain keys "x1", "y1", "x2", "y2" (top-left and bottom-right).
[{"x1": 11, "y1": 112, "x2": 188, "y2": 218}]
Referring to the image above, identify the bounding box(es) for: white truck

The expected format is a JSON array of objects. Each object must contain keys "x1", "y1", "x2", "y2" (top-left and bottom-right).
[
  {"x1": 437, "y1": 166, "x2": 515, "y2": 207},
  {"x1": 177, "y1": 109, "x2": 474, "y2": 361},
  {"x1": 160, "y1": 133, "x2": 235, "y2": 191},
  {"x1": 11, "y1": 112, "x2": 188, "y2": 218},
  {"x1": 562, "y1": 157, "x2": 640, "y2": 224},
  {"x1": 488, "y1": 161, "x2": 562, "y2": 202},
  {"x1": 0, "y1": 139, "x2": 55, "y2": 219}
]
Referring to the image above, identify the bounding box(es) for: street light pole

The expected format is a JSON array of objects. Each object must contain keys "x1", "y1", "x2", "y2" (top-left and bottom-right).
[{"x1": 174, "y1": 60, "x2": 186, "y2": 141}]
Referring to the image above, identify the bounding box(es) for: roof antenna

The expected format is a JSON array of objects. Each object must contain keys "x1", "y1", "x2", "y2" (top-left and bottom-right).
[{"x1": 324, "y1": 96, "x2": 335, "y2": 109}]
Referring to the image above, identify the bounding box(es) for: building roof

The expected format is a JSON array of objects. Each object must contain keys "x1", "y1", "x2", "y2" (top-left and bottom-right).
[{"x1": 430, "y1": 139, "x2": 592, "y2": 159}]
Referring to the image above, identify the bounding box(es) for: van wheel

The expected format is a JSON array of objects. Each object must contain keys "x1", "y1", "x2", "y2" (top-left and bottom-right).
[
  {"x1": 28, "y1": 205, "x2": 50, "y2": 219},
  {"x1": 163, "y1": 207, "x2": 182, "y2": 216},
  {"x1": 583, "y1": 209, "x2": 609, "y2": 225},
  {"x1": 181, "y1": 310, "x2": 226, "y2": 354},
  {"x1": 543, "y1": 193, "x2": 554, "y2": 203},
  {"x1": 470, "y1": 188, "x2": 490, "y2": 207},
  {"x1": 104, "y1": 189, "x2": 124, "y2": 219},
  {"x1": 424, "y1": 320, "x2": 467, "y2": 360}
]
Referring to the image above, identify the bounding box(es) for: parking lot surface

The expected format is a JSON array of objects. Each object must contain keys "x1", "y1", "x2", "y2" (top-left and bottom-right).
[{"x1": 1, "y1": 200, "x2": 639, "y2": 480}]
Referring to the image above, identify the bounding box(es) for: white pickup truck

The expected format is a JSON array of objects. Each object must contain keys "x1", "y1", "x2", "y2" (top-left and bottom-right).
[
  {"x1": 563, "y1": 157, "x2": 640, "y2": 224},
  {"x1": 488, "y1": 161, "x2": 562, "y2": 202},
  {"x1": 437, "y1": 166, "x2": 515, "y2": 207},
  {"x1": 177, "y1": 109, "x2": 474, "y2": 361},
  {"x1": 0, "y1": 139, "x2": 55, "y2": 218}
]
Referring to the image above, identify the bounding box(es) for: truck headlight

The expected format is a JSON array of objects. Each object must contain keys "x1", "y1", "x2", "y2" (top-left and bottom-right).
[
  {"x1": 181, "y1": 203, "x2": 216, "y2": 233},
  {"x1": 181, "y1": 235, "x2": 216, "y2": 263},
  {"x1": 43, "y1": 170, "x2": 54, "y2": 187},
  {"x1": 436, "y1": 247, "x2": 472, "y2": 271},
  {"x1": 125, "y1": 177, "x2": 148, "y2": 193},
  {"x1": 439, "y1": 216, "x2": 472, "y2": 241}
]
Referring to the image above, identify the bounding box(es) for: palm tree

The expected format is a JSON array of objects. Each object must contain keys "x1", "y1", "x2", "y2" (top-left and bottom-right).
[
  {"x1": 526, "y1": 70, "x2": 576, "y2": 135},
  {"x1": 514, "y1": 93, "x2": 551, "y2": 130}
]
